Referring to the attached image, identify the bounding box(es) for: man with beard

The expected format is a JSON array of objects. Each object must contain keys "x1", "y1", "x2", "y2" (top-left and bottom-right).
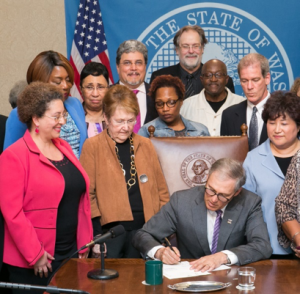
[
  {"x1": 180, "y1": 59, "x2": 244, "y2": 136},
  {"x1": 150, "y1": 26, "x2": 235, "y2": 99},
  {"x1": 116, "y1": 40, "x2": 158, "y2": 132}
]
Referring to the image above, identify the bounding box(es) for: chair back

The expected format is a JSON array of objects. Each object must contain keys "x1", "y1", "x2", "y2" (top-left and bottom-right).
[{"x1": 149, "y1": 124, "x2": 248, "y2": 196}]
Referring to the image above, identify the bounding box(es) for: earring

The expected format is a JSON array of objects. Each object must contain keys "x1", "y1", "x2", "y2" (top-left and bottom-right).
[{"x1": 35, "y1": 126, "x2": 39, "y2": 133}]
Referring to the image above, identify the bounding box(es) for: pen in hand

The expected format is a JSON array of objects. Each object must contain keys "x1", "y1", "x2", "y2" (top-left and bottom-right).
[{"x1": 164, "y1": 237, "x2": 181, "y2": 262}]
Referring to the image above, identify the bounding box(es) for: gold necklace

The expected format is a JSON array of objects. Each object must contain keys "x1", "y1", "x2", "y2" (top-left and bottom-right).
[{"x1": 108, "y1": 131, "x2": 137, "y2": 190}]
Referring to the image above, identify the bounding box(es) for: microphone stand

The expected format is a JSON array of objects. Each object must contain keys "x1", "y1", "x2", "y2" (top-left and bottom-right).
[{"x1": 87, "y1": 243, "x2": 119, "y2": 280}]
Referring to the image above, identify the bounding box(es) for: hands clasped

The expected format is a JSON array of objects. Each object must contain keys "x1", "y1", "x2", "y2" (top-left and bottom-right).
[
  {"x1": 92, "y1": 243, "x2": 107, "y2": 258},
  {"x1": 34, "y1": 251, "x2": 55, "y2": 278},
  {"x1": 79, "y1": 248, "x2": 90, "y2": 259},
  {"x1": 291, "y1": 243, "x2": 300, "y2": 258}
]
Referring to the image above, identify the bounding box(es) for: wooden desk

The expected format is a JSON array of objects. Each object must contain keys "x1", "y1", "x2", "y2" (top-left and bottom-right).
[{"x1": 50, "y1": 259, "x2": 300, "y2": 294}]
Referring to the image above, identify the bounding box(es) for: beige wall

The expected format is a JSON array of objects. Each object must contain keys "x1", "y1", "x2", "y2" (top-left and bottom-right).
[{"x1": 0, "y1": 0, "x2": 67, "y2": 116}]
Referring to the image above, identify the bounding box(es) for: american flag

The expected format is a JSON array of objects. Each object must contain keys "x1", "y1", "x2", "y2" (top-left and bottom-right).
[{"x1": 70, "y1": 0, "x2": 114, "y2": 101}]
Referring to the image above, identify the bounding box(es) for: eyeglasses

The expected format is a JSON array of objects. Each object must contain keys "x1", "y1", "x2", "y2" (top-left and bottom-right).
[
  {"x1": 120, "y1": 61, "x2": 145, "y2": 67},
  {"x1": 111, "y1": 119, "x2": 137, "y2": 126},
  {"x1": 155, "y1": 99, "x2": 179, "y2": 109},
  {"x1": 82, "y1": 86, "x2": 109, "y2": 92},
  {"x1": 44, "y1": 113, "x2": 68, "y2": 122},
  {"x1": 201, "y1": 73, "x2": 227, "y2": 79},
  {"x1": 204, "y1": 187, "x2": 234, "y2": 203},
  {"x1": 179, "y1": 44, "x2": 202, "y2": 52}
]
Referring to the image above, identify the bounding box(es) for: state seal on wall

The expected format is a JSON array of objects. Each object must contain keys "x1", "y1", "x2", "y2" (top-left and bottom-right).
[{"x1": 138, "y1": 3, "x2": 293, "y2": 96}]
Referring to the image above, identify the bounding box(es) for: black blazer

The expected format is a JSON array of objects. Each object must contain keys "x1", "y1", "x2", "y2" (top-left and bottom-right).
[
  {"x1": 114, "y1": 82, "x2": 158, "y2": 124},
  {"x1": 220, "y1": 100, "x2": 268, "y2": 145},
  {"x1": 0, "y1": 115, "x2": 7, "y2": 155},
  {"x1": 150, "y1": 63, "x2": 235, "y2": 94}
]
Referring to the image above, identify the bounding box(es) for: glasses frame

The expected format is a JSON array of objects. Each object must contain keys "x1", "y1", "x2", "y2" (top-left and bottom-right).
[
  {"x1": 204, "y1": 186, "x2": 235, "y2": 203},
  {"x1": 119, "y1": 61, "x2": 145, "y2": 67},
  {"x1": 179, "y1": 44, "x2": 202, "y2": 52},
  {"x1": 155, "y1": 99, "x2": 180, "y2": 109},
  {"x1": 201, "y1": 73, "x2": 228, "y2": 79},
  {"x1": 44, "y1": 113, "x2": 68, "y2": 122},
  {"x1": 81, "y1": 86, "x2": 109, "y2": 92}
]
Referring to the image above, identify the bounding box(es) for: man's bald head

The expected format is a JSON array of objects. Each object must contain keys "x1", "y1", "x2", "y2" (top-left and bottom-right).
[
  {"x1": 200, "y1": 59, "x2": 229, "y2": 101},
  {"x1": 201, "y1": 59, "x2": 227, "y2": 75}
]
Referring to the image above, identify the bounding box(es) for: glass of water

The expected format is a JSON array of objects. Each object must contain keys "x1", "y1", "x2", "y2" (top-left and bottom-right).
[{"x1": 237, "y1": 267, "x2": 256, "y2": 290}]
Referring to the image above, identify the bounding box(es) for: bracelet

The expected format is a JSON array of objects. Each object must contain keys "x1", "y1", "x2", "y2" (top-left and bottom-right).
[{"x1": 291, "y1": 231, "x2": 300, "y2": 243}]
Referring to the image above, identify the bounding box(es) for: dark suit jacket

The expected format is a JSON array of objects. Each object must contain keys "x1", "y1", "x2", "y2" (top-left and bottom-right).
[
  {"x1": 115, "y1": 81, "x2": 158, "y2": 124},
  {"x1": 132, "y1": 186, "x2": 272, "y2": 265},
  {"x1": 220, "y1": 100, "x2": 268, "y2": 145},
  {"x1": 0, "y1": 115, "x2": 7, "y2": 155},
  {"x1": 150, "y1": 63, "x2": 235, "y2": 94}
]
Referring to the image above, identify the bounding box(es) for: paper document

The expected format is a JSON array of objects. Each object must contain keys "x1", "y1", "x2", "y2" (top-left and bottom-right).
[
  {"x1": 212, "y1": 264, "x2": 231, "y2": 271},
  {"x1": 163, "y1": 261, "x2": 230, "y2": 279}
]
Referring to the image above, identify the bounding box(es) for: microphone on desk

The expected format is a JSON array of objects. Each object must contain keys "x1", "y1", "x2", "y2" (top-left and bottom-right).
[
  {"x1": 87, "y1": 225, "x2": 125, "y2": 281},
  {"x1": 84, "y1": 225, "x2": 125, "y2": 249},
  {"x1": 0, "y1": 282, "x2": 90, "y2": 294},
  {"x1": 50, "y1": 225, "x2": 126, "y2": 285},
  {"x1": 1, "y1": 226, "x2": 126, "y2": 293}
]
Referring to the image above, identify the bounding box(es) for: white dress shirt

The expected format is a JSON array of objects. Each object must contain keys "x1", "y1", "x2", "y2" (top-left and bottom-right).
[
  {"x1": 180, "y1": 88, "x2": 244, "y2": 136},
  {"x1": 120, "y1": 81, "x2": 147, "y2": 126},
  {"x1": 246, "y1": 92, "x2": 270, "y2": 141}
]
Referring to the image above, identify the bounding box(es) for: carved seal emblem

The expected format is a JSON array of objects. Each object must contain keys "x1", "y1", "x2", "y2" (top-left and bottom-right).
[{"x1": 181, "y1": 153, "x2": 216, "y2": 187}]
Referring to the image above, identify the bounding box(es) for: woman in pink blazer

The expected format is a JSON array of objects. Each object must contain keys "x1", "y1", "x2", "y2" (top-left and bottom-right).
[{"x1": 0, "y1": 82, "x2": 93, "y2": 293}]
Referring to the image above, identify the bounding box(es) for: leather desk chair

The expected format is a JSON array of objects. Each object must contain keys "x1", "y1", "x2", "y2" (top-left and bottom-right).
[{"x1": 148, "y1": 124, "x2": 249, "y2": 196}]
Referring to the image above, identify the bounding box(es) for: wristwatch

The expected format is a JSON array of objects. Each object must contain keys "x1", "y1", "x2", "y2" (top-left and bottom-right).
[{"x1": 224, "y1": 253, "x2": 231, "y2": 265}]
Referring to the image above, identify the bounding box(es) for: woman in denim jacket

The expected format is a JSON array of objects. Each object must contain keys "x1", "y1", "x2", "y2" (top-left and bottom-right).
[{"x1": 138, "y1": 75, "x2": 210, "y2": 138}]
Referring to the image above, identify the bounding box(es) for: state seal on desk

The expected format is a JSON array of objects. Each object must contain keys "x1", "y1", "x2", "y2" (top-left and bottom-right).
[{"x1": 180, "y1": 153, "x2": 215, "y2": 187}]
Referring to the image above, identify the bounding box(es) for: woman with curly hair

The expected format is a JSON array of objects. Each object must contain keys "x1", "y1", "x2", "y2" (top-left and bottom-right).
[
  {"x1": 138, "y1": 75, "x2": 210, "y2": 137},
  {"x1": 0, "y1": 82, "x2": 92, "y2": 293}
]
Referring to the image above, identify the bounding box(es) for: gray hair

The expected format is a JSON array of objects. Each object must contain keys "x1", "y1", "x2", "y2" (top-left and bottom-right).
[
  {"x1": 238, "y1": 53, "x2": 270, "y2": 78},
  {"x1": 9, "y1": 80, "x2": 27, "y2": 109},
  {"x1": 208, "y1": 158, "x2": 246, "y2": 191},
  {"x1": 116, "y1": 40, "x2": 148, "y2": 65}
]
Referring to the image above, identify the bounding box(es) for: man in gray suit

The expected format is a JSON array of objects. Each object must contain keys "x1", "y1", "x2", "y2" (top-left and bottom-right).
[{"x1": 132, "y1": 158, "x2": 272, "y2": 272}]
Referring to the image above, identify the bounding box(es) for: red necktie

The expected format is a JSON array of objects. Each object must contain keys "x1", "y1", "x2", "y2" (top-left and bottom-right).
[{"x1": 132, "y1": 89, "x2": 141, "y2": 133}]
